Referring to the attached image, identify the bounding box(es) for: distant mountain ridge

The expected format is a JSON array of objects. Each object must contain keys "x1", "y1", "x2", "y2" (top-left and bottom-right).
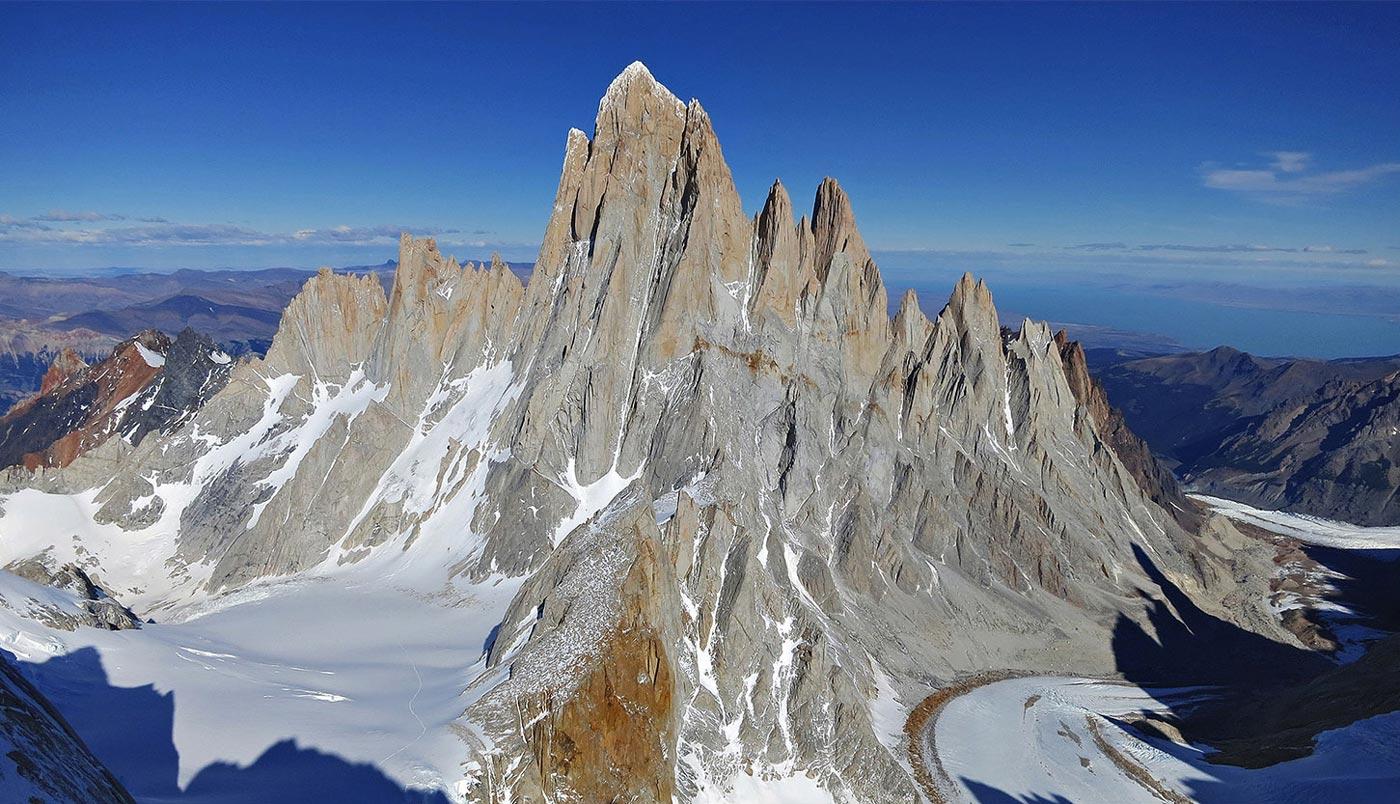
[
  {"x1": 1190, "y1": 368, "x2": 1399, "y2": 526},
  {"x1": 1099, "y1": 346, "x2": 1400, "y2": 525},
  {"x1": 0, "y1": 262, "x2": 536, "y2": 418},
  {"x1": 53, "y1": 294, "x2": 285, "y2": 352}
]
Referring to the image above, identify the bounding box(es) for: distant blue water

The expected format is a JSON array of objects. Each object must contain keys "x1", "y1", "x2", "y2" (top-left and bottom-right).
[
  {"x1": 890, "y1": 272, "x2": 1400, "y2": 359},
  {"x1": 981, "y1": 284, "x2": 1400, "y2": 359}
]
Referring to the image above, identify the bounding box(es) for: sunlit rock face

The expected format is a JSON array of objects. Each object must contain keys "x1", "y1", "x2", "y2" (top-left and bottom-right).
[{"x1": 0, "y1": 63, "x2": 1270, "y2": 802}]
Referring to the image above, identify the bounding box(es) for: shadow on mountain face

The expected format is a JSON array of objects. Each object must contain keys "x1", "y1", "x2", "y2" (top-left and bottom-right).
[
  {"x1": 961, "y1": 778, "x2": 1073, "y2": 804},
  {"x1": 1112, "y1": 544, "x2": 1330, "y2": 687},
  {"x1": 481, "y1": 622, "x2": 502, "y2": 655},
  {"x1": 1304, "y1": 544, "x2": 1400, "y2": 632},
  {"x1": 11, "y1": 647, "x2": 448, "y2": 804}
]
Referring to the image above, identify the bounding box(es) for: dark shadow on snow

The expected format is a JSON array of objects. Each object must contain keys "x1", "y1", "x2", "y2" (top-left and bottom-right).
[
  {"x1": 180, "y1": 740, "x2": 449, "y2": 804},
  {"x1": 1111, "y1": 543, "x2": 1330, "y2": 687},
  {"x1": 1105, "y1": 541, "x2": 1400, "y2": 800},
  {"x1": 961, "y1": 777, "x2": 1072, "y2": 804},
  {"x1": 7, "y1": 646, "x2": 448, "y2": 804},
  {"x1": 1301, "y1": 544, "x2": 1400, "y2": 633}
]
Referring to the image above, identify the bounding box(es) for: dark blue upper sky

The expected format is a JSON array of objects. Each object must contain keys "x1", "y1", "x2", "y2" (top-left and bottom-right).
[{"x1": 2, "y1": 1, "x2": 1398, "y2": 285}]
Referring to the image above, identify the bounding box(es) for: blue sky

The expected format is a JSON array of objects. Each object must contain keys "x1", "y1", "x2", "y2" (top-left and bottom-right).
[{"x1": 2, "y1": 2, "x2": 1398, "y2": 285}]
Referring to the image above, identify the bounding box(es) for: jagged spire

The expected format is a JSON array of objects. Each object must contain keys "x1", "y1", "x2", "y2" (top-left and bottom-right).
[{"x1": 811, "y1": 177, "x2": 858, "y2": 278}]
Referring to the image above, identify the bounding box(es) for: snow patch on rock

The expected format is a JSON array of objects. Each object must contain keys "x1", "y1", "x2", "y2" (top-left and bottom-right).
[{"x1": 133, "y1": 340, "x2": 166, "y2": 368}]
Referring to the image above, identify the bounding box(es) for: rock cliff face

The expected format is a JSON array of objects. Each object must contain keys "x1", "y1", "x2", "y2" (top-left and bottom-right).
[
  {"x1": 0, "y1": 64, "x2": 1273, "y2": 801},
  {"x1": 1055, "y1": 332, "x2": 1199, "y2": 530},
  {"x1": 3, "y1": 556, "x2": 141, "y2": 631},
  {"x1": 39, "y1": 348, "x2": 88, "y2": 395}
]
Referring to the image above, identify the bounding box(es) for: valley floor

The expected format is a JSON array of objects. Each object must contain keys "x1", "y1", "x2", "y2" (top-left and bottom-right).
[
  {"x1": 932, "y1": 675, "x2": 1400, "y2": 803},
  {"x1": 0, "y1": 572, "x2": 520, "y2": 802}
]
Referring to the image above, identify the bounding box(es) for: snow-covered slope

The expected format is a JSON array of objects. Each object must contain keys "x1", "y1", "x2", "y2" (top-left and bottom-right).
[
  {"x1": 0, "y1": 561, "x2": 518, "y2": 800},
  {"x1": 934, "y1": 675, "x2": 1400, "y2": 804}
]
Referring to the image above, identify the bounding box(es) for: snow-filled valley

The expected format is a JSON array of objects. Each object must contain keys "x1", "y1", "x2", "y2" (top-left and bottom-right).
[
  {"x1": 0, "y1": 566, "x2": 519, "y2": 802},
  {"x1": 1192, "y1": 495, "x2": 1400, "y2": 552},
  {"x1": 0, "y1": 354, "x2": 534, "y2": 802},
  {"x1": 934, "y1": 675, "x2": 1400, "y2": 804}
]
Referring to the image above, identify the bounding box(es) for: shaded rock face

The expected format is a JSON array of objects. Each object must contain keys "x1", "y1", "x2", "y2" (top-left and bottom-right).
[
  {"x1": 1099, "y1": 347, "x2": 1400, "y2": 525},
  {"x1": 12, "y1": 64, "x2": 1267, "y2": 801},
  {"x1": 0, "y1": 328, "x2": 232, "y2": 470},
  {"x1": 0, "y1": 651, "x2": 134, "y2": 803},
  {"x1": 1190, "y1": 370, "x2": 1400, "y2": 526},
  {"x1": 1054, "y1": 332, "x2": 1200, "y2": 530}
]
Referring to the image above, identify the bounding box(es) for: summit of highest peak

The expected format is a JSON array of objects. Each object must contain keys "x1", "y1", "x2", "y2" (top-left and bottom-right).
[
  {"x1": 606, "y1": 60, "x2": 658, "y2": 92},
  {"x1": 597, "y1": 61, "x2": 683, "y2": 119}
]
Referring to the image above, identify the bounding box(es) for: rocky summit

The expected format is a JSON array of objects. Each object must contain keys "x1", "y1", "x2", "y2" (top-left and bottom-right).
[{"x1": 0, "y1": 64, "x2": 1298, "y2": 802}]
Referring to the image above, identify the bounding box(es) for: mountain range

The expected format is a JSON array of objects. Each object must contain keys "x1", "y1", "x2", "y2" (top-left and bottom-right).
[
  {"x1": 1099, "y1": 347, "x2": 1400, "y2": 526},
  {"x1": 0, "y1": 263, "x2": 531, "y2": 416},
  {"x1": 0, "y1": 63, "x2": 1392, "y2": 803}
]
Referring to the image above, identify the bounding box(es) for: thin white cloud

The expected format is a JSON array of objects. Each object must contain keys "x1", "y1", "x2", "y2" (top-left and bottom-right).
[
  {"x1": 1064, "y1": 242, "x2": 1127, "y2": 251},
  {"x1": 4, "y1": 222, "x2": 275, "y2": 246},
  {"x1": 1202, "y1": 152, "x2": 1400, "y2": 200},
  {"x1": 33, "y1": 210, "x2": 126, "y2": 222},
  {"x1": 1135, "y1": 243, "x2": 1367, "y2": 255},
  {"x1": 0, "y1": 216, "x2": 522, "y2": 251},
  {"x1": 1268, "y1": 151, "x2": 1310, "y2": 173},
  {"x1": 875, "y1": 245, "x2": 1396, "y2": 277},
  {"x1": 0, "y1": 214, "x2": 52, "y2": 231}
]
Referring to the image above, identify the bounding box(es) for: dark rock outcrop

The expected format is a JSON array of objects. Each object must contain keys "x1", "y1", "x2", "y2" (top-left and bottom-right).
[
  {"x1": 4, "y1": 557, "x2": 141, "y2": 631},
  {"x1": 0, "y1": 328, "x2": 232, "y2": 470},
  {"x1": 0, "y1": 650, "x2": 135, "y2": 802}
]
